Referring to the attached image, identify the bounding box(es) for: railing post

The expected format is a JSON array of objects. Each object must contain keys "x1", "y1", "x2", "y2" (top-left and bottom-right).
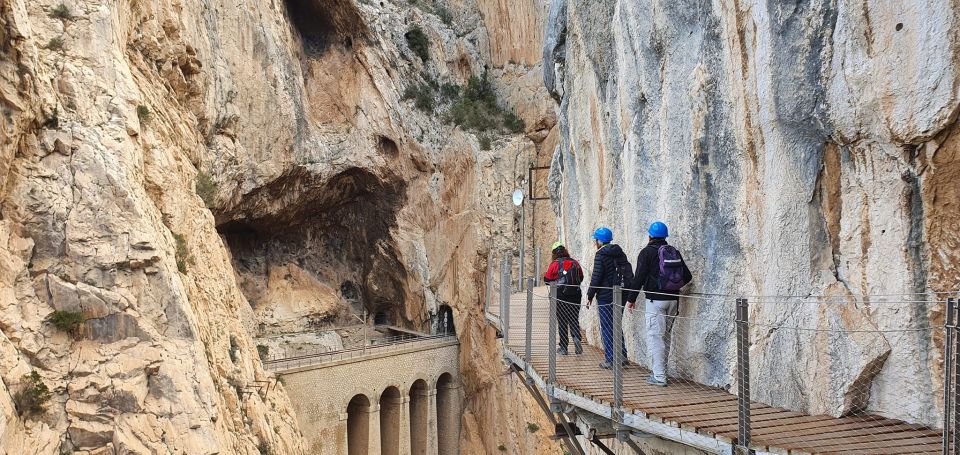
[
  {"x1": 548, "y1": 283, "x2": 559, "y2": 411},
  {"x1": 500, "y1": 259, "x2": 510, "y2": 343},
  {"x1": 525, "y1": 277, "x2": 534, "y2": 380},
  {"x1": 944, "y1": 298, "x2": 955, "y2": 455},
  {"x1": 736, "y1": 298, "x2": 752, "y2": 454},
  {"x1": 485, "y1": 253, "x2": 493, "y2": 316},
  {"x1": 612, "y1": 285, "x2": 624, "y2": 433},
  {"x1": 535, "y1": 247, "x2": 542, "y2": 287},
  {"x1": 953, "y1": 295, "x2": 960, "y2": 455}
]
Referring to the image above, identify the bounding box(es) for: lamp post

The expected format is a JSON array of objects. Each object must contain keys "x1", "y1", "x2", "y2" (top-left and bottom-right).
[{"x1": 512, "y1": 188, "x2": 525, "y2": 291}]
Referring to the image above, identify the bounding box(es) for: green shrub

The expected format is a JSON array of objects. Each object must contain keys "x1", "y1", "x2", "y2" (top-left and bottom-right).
[
  {"x1": 440, "y1": 82, "x2": 459, "y2": 100},
  {"x1": 526, "y1": 422, "x2": 540, "y2": 433},
  {"x1": 257, "y1": 345, "x2": 269, "y2": 361},
  {"x1": 172, "y1": 232, "x2": 190, "y2": 273},
  {"x1": 405, "y1": 25, "x2": 430, "y2": 62},
  {"x1": 478, "y1": 134, "x2": 491, "y2": 151},
  {"x1": 195, "y1": 171, "x2": 217, "y2": 208},
  {"x1": 450, "y1": 71, "x2": 525, "y2": 136},
  {"x1": 137, "y1": 104, "x2": 150, "y2": 122},
  {"x1": 257, "y1": 442, "x2": 273, "y2": 455},
  {"x1": 48, "y1": 310, "x2": 84, "y2": 336},
  {"x1": 503, "y1": 111, "x2": 525, "y2": 134},
  {"x1": 435, "y1": 6, "x2": 453, "y2": 25},
  {"x1": 497, "y1": 445, "x2": 507, "y2": 452},
  {"x1": 13, "y1": 371, "x2": 52, "y2": 418},
  {"x1": 50, "y1": 3, "x2": 71, "y2": 19},
  {"x1": 45, "y1": 37, "x2": 65, "y2": 51},
  {"x1": 402, "y1": 83, "x2": 435, "y2": 113}
]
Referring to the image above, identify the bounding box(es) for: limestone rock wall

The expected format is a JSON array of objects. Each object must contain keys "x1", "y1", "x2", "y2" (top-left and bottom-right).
[
  {"x1": 0, "y1": 0, "x2": 562, "y2": 453},
  {"x1": 545, "y1": 0, "x2": 959, "y2": 427}
]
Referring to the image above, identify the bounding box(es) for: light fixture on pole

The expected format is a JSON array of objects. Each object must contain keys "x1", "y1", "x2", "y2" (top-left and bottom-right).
[{"x1": 512, "y1": 188, "x2": 525, "y2": 291}]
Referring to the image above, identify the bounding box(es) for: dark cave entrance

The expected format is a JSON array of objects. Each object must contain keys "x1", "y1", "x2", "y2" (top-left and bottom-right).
[
  {"x1": 283, "y1": 0, "x2": 367, "y2": 56},
  {"x1": 217, "y1": 167, "x2": 411, "y2": 331}
]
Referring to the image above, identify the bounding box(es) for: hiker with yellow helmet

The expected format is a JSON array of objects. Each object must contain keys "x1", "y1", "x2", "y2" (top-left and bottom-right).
[{"x1": 543, "y1": 241, "x2": 585, "y2": 355}]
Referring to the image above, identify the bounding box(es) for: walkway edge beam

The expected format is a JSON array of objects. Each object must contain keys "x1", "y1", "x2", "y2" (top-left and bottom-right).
[{"x1": 503, "y1": 349, "x2": 760, "y2": 455}]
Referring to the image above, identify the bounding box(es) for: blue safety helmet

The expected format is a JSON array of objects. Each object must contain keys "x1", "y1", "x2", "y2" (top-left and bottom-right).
[
  {"x1": 593, "y1": 227, "x2": 613, "y2": 243},
  {"x1": 648, "y1": 221, "x2": 668, "y2": 238}
]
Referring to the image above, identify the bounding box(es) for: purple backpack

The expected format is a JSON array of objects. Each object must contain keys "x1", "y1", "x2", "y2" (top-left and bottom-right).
[{"x1": 657, "y1": 245, "x2": 685, "y2": 291}]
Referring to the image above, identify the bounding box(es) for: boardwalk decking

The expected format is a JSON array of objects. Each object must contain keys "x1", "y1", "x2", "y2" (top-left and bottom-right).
[{"x1": 499, "y1": 288, "x2": 942, "y2": 455}]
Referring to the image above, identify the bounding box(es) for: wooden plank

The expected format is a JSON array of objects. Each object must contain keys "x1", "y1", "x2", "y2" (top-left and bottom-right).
[
  {"x1": 770, "y1": 422, "x2": 938, "y2": 448},
  {"x1": 698, "y1": 412, "x2": 817, "y2": 435},
  {"x1": 815, "y1": 436, "x2": 942, "y2": 454},
  {"x1": 801, "y1": 427, "x2": 942, "y2": 450}
]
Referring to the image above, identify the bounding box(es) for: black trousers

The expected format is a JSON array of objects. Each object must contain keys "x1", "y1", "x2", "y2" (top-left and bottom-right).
[{"x1": 557, "y1": 292, "x2": 582, "y2": 349}]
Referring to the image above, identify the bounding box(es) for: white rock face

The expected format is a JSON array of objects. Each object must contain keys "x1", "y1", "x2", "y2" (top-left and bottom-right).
[
  {"x1": 545, "y1": 0, "x2": 959, "y2": 427},
  {"x1": 0, "y1": 0, "x2": 562, "y2": 452}
]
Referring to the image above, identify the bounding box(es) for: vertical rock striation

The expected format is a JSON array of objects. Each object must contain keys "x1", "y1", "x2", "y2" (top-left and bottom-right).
[{"x1": 547, "y1": 0, "x2": 959, "y2": 427}]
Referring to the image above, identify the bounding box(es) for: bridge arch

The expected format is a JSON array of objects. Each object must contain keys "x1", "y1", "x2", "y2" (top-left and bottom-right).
[
  {"x1": 409, "y1": 379, "x2": 429, "y2": 455},
  {"x1": 346, "y1": 394, "x2": 370, "y2": 455},
  {"x1": 379, "y1": 386, "x2": 402, "y2": 455},
  {"x1": 436, "y1": 372, "x2": 458, "y2": 455}
]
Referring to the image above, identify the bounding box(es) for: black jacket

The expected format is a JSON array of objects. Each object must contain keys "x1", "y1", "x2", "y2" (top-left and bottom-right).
[
  {"x1": 628, "y1": 238, "x2": 693, "y2": 302},
  {"x1": 586, "y1": 244, "x2": 634, "y2": 302}
]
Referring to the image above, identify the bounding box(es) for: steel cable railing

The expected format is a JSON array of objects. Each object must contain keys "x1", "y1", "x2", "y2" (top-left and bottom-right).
[{"x1": 490, "y1": 255, "x2": 955, "y2": 454}]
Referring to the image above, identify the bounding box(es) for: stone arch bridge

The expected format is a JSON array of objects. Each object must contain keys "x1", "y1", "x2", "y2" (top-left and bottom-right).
[{"x1": 267, "y1": 335, "x2": 461, "y2": 454}]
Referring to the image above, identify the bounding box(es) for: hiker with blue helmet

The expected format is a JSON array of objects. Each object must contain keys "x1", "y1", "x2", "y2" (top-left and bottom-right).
[
  {"x1": 543, "y1": 241, "x2": 584, "y2": 355},
  {"x1": 585, "y1": 227, "x2": 633, "y2": 370},
  {"x1": 626, "y1": 221, "x2": 692, "y2": 387}
]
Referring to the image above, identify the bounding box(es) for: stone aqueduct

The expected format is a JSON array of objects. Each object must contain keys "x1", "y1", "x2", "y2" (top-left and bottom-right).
[{"x1": 277, "y1": 339, "x2": 462, "y2": 454}]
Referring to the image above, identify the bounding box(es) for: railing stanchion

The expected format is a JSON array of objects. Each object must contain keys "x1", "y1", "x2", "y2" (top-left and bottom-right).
[
  {"x1": 612, "y1": 285, "x2": 624, "y2": 436},
  {"x1": 501, "y1": 259, "x2": 510, "y2": 343},
  {"x1": 944, "y1": 298, "x2": 955, "y2": 455},
  {"x1": 525, "y1": 277, "x2": 534, "y2": 380},
  {"x1": 953, "y1": 294, "x2": 960, "y2": 455},
  {"x1": 736, "y1": 298, "x2": 752, "y2": 454},
  {"x1": 548, "y1": 284, "x2": 559, "y2": 411},
  {"x1": 535, "y1": 247, "x2": 542, "y2": 287}
]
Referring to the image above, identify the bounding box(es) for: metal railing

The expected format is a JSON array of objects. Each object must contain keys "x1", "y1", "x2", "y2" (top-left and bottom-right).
[
  {"x1": 263, "y1": 333, "x2": 458, "y2": 372},
  {"x1": 488, "y1": 255, "x2": 955, "y2": 454}
]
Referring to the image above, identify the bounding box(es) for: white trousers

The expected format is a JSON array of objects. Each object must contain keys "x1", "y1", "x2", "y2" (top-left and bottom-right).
[{"x1": 645, "y1": 299, "x2": 678, "y2": 382}]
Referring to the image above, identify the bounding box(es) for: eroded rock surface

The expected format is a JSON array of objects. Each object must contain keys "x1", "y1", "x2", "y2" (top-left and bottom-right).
[
  {"x1": 0, "y1": 0, "x2": 561, "y2": 453},
  {"x1": 546, "y1": 0, "x2": 959, "y2": 427}
]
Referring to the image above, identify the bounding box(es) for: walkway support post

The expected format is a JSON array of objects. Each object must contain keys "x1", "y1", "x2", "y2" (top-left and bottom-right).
[
  {"x1": 500, "y1": 259, "x2": 510, "y2": 343},
  {"x1": 525, "y1": 278, "x2": 534, "y2": 380},
  {"x1": 736, "y1": 298, "x2": 752, "y2": 454},
  {"x1": 612, "y1": 285, "x2": 624, "y2": 436},
  {"x1": 548, "y1": 284, "x2": 559, "y2": 411},
  {"x1": 944, "y1": 298, "x2": 955, "y2": 455}
]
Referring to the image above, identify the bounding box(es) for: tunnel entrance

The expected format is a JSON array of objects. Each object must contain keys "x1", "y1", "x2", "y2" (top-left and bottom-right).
[{"x1": 436, "y1": 305, "x2": 455, "y2": 335}]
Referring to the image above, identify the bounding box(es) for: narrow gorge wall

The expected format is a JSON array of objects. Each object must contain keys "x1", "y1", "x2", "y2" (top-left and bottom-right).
[
  {"x1": 0, "y1": 0, "x2": 562, "y2": 453},
  {"x1": 545, "y1": 0, "x2": 960, "y2": 428}
]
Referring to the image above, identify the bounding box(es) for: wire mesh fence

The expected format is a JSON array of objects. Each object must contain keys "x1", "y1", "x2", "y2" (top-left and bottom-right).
[{"x1": 486, "y1": 254, "x2": 957, "y2": 454}]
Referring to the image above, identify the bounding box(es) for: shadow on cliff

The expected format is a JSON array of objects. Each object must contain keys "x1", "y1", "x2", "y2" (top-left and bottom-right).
[{"x1": 216, "y1": 166, "x2": 411, "y2": 335}]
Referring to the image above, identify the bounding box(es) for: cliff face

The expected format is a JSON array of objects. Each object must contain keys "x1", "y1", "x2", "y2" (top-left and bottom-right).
[
  {"x1": 545, "y1": 0, "x2": 959, "y2": 427},
  {"x1": 0, "y1": 0, "x2": 559, "y2": 453}
]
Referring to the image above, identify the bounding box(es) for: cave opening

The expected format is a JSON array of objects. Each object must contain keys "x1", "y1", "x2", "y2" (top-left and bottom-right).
[
  {"x1": 217, "y1": 167, "x2": 412, "y2": 335},
  {"x1": 283, "y1": 0, "x2": 367, "y2": 56}
]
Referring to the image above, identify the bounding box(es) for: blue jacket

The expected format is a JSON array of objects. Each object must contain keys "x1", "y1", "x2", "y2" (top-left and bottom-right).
[{"x1": 586, "y1": 244, "x2": 634, "y2": 302}]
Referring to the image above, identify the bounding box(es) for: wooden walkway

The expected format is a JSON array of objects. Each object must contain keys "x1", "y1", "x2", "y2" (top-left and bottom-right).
[{"x1": 500, "y1": 288, "x2": 942, "y2": 455}]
